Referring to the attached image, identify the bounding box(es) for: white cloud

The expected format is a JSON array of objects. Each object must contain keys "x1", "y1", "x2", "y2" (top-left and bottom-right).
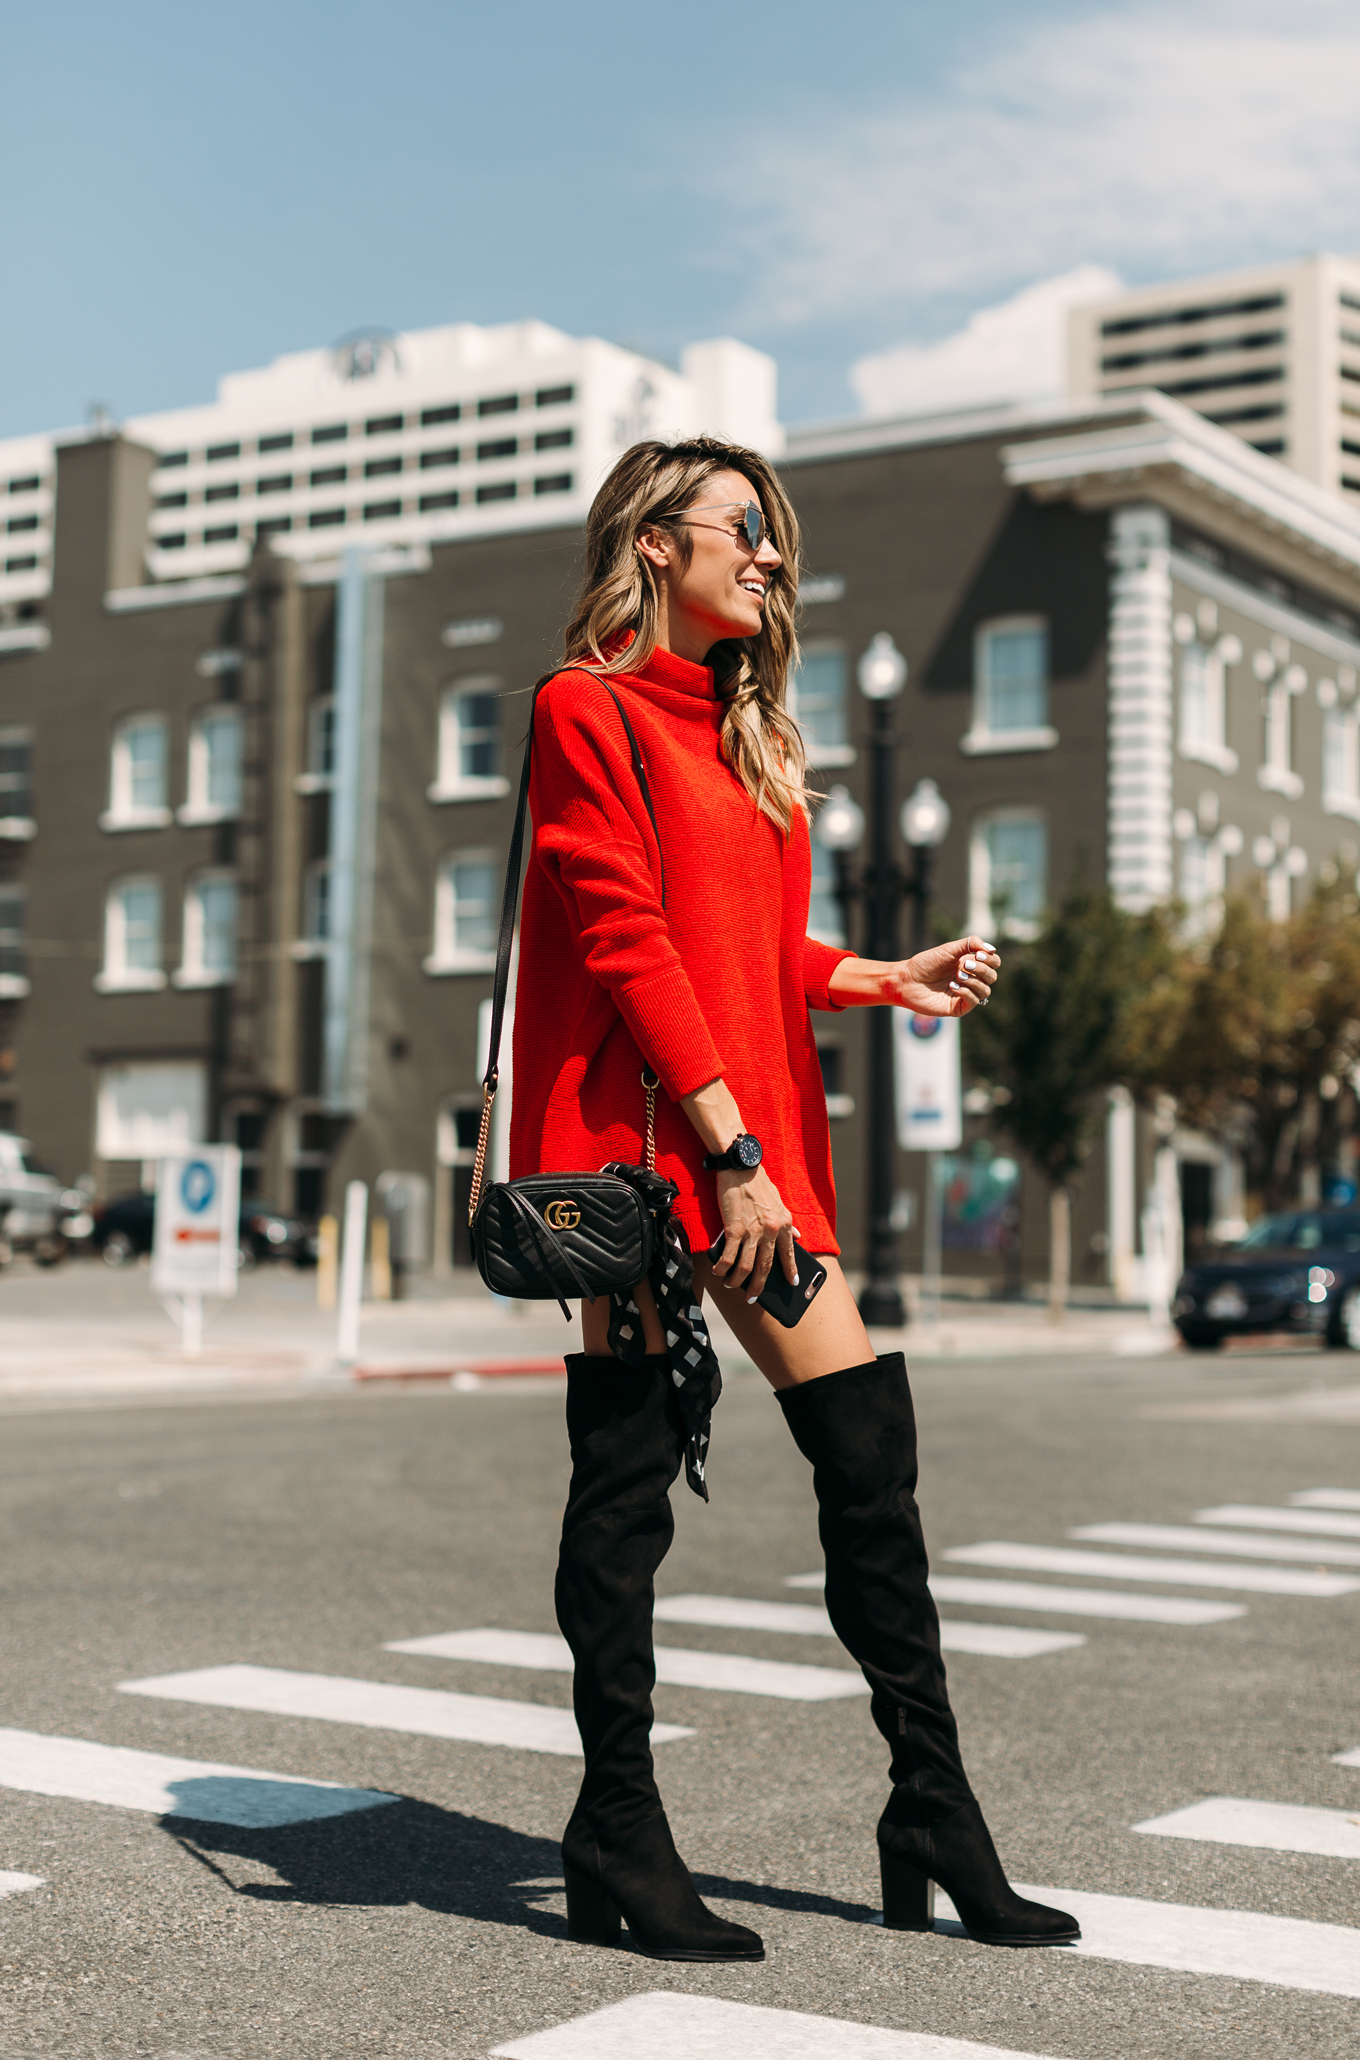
[
  {"x1": 721, "y1": 1, "x2": 1360, "y2": 333},
  {"x1": 850, "y1": 264, "x2": 1121, "y2": 418}
]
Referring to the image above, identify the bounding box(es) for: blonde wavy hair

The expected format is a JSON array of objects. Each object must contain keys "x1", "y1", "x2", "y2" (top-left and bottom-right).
[{"x1": 561, "y1": 436, "x2": 806, "y2": 833}]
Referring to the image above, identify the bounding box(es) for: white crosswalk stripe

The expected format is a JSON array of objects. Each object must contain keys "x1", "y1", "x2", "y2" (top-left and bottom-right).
[
  {"x1": 1333, "y1": 1744, "x2": 1360, "y2": 1768},
  {"x1": 385, "y1": 1628, "x2": 870, "y2": 1701},
  {"x1": 944, "y1": 1541, "x2": 1360, "y2": 1597},
  {"x1": 928, "y1": 1577, "x2": 1242, "y2": 1626},
  {"x1": 1133, "y1": 1796, "x2": 1360, "y2": 1859},
  {"x1": 1291, "y1": 1489, "x2": 1360, "y2": 1510},
  {"x1": 1195, "y1": 1504, "x2": 1360, "y2": 1540},
  {"x1": 0, "y1": 1726, "x2": 399, "y2": 1826},
  {"x1": 117, "y1": 1665, "x2": 693, "y2": 1755},
  {"x1": 655, "y1": 1591, "x2": 1085, "y2": 1657},
  {"x1": 0, "y1": 1871, "x2": 44, "y2": 1898},
  {"x1": 1072, "y1": 1521, "x2": 1360, "y2": 1565},
  {"x1": 490, "y1": 1991, "x2": 1063, "y2": 2059}
]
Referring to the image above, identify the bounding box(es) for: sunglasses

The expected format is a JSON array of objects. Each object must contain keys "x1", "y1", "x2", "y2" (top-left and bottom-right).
[{"x1": 660, "y1": 499, "x2": 770, "y2": 553}]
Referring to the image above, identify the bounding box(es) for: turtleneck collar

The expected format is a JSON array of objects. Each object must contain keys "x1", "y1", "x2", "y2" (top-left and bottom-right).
[{"x1": 631, "y1": 641, "x2": 718, "y2": 702}]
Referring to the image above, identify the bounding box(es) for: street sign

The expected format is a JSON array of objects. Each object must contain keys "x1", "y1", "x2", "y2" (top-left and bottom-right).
[
  {"x1": 894, "y1": 1013, "x2": 962, "y2": 1152},
  {"x1": 151, "y1": 1147, "x2": 241, "y2": 1300}
]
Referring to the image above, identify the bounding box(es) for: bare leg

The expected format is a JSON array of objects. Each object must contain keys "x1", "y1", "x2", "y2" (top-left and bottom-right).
[{"x1": 580, "y1": 1254, "x2": 869, "y2": 1385}]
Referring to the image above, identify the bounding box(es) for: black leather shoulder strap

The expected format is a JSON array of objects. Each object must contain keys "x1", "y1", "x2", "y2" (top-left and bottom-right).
[{"x1": 481, "y1": 669, "x2": 665, "y2": 1092}]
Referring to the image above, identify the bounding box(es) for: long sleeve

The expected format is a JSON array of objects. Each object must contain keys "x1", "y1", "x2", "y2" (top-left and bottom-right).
[
  {"x1": 530, "y1": 676, "x2": 725, "y2": 1098},
  {"x1": 804, "y1": 936, "x2": 855, "y2": 1011}
]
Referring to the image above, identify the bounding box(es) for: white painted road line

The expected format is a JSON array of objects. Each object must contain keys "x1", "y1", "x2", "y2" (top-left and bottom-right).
[
  {"x1": 1133, "y1": 1796, "x2": 1360, "y2": 1859},
  {"x1": 0, "y1": 1872, "x2": 44, "y2": 1898},
  {"x1": 118, "y1": 1665, "x2": 693, "y2": 1756},
  {"x1": 491, "y1": 1991, "x2": 1064, "y2": 2060},
  {"x1": 953, "y1": 1884, "x2": 1360, "y2": 2000},
  {"x1": 0, "y1": 1727, "x2": 399, "y2": 1827},
  {"x1": 944, "y1": 1542, "x2": 1360, "y2": 1597},
  {"x1": 1195, "y1": 1503, "x2": 1360, "y2": 1540},
  {"x1": 1072, "y1": 1521, "x2": 1360, "y2": 1566},
  {"x1": 929, "y1": 1577, "x2": 1243, "y2": 1626},
  {"x1": 1333, "y1": 1745, "x2": 1360, "y2": 1768},
  {"x1": 385, "y1": 1628, "x2": 869, "y2": 1701},
  {"x1": 655, "y1": 1594, "x2": 1084, "y2": 1658},
  {"x1": 1290, "y1": 1489, "x2": 1360, "y2": 1511}
]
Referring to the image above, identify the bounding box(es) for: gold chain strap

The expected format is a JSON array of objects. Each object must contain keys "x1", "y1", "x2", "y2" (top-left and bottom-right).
[
  {"x1": 641, "y1": 1069, "x2": 659, "y2": 1174},
  {"x1": 467, "y1": 1080, "x2": 496, "y2": 1224}
]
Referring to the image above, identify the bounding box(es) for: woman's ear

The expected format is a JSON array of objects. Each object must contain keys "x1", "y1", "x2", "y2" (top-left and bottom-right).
[{"x1": 635, "y1": 524, "x2": 673, "y2": 572}]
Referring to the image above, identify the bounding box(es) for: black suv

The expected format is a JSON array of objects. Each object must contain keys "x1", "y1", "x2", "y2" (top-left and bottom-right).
[
  {"x1": 1173, "y1": 1209, "x2": 1360, "y2": 1351},
  {"x1": 91, "y1": 1192, "x2": 316, "y2": 1270}
]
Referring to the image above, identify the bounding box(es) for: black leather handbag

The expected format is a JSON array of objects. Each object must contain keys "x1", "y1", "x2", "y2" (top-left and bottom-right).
[{"x1": 467, "y1": 673, "x2": 666, "y2": 1318}]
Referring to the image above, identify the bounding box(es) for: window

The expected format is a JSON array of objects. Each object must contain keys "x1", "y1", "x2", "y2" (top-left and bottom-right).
[
  {"x1": 1259, "y1": 658, "x2": 1305, "y2": 798},
  {"x1": 97, "y1": 876, "x2": 165, "y2": 991},
  {"x1": 177, "y1": 870, "x2": 237, "y2": 986},
  {"x1": 364, "y1": 500, "x2": 402, "y2": 522},
  {"x1": 158, "y1": 452, "x2": 189, "y2": 469},
  {"x1": 295, "y1": 696, "x2": 336, "y2": 794},
  {"x1": 181, "y1": 706, "x2": 242, "y2": 823},
  {"x1": 257, "y1": 474, "x2": 292, "y2": 494},
  {"x1": 205, "y1": 483, "x2": 239, "y2": 503},
  {"x1": 259, "y1": 431, "x2": 294, "y2": 453},
  {"x1": 364, "y1": 457, "x2": 402, "y2": 478},
  {"x1": 420, "y1": 448, "x2": 460, "y2": 470},
  {"x1": 0, "y1": 884, "x2": 27, "y2": 998},
  {"x1": 478, "y1": 394, "x2": 518, "y2": 416},
  {"x1": 477, "y1": 482, "x2": 515, "y2": 503},
  {"x1": 309, "y1": 509, "x2": 345, "y2": 529},
  {"x1": 257, "y1": 516, "x2": 291, "y2": 537},
  {"x1": 1176, "y1": 832, "x2": 1225, "y2": 936},
  {"x1": 204, "y1": 524, "x2": 239, "y2": 544},
  {"x1": 969, "y1": 810, "x2": 1047, "y2": 938},
  {"x1": 301, "y1": 859, "x2": 331, "y2": 950},
  {"x1": 427, "y1": 849, "x2": 497, "y2": 972},
  {"x1": 419, "y1": 491, "x2": 459, "y2": 513},
  {"x1": 964, "y1": 619, "x2": 1055, "y2": 753},
  {"x1": 8, "y1": 475, "x2": 42, "y2": 493},
  {"x1": 103, "y1": 715, "x2": 170, "y2": 830},
  {"x1": 1323, "y1": 698, "x2": 1360, "y2": 820},
  {"x1": 536, "y1": 385, "x2": 574, "y2": 407},
  {"x1": 0, "y1": 727, "x2": 33, "y2": 833},
  {"x1": 535, "y1": 428, "x2": 573, "y2": 451},
  {"x1": 156, "y1": 491, "x2": 188, "y2": 510},
  {"x1": 816, "y1": 1043, "x2": 853, "y2": 1120},
  {"x1": 366, "y1": 414, "x2": 403, "y2": 435},
  {"x1": 807, "y1": 836, "x2": 846, "y2": 946},
  {"x1": 478, "y1": 438, "x2": 517, "y2": 461},
  {"x1": 7, "y1": 516, "x2": 38, "y2": 534},
  {"x1": 158, "y1": 534, "x2": 187, "y2": 551},
  {"x1": 421, "y1": 404, "x2": 461, "y2": 427},
  {"x1": 310, "y1": 465, "x2": 346, "y2": 487},
  {"x1": 792, "y1": 644, "x2": 852, "y2": 767},
  {"x1": 312, "y1": 424, "x2": 347, "y2": 444},
  {"x1": 207, "y1": 442, "x2": 240, "y2": 462},
  {"x1": 432, "y1": 680, "x2": 509, "y2": 800},
  {"x1": 5, "y1": 554, "x2": 39, "y2": 572},
  {"x1": 534, "y1": 474, "x2": 571, "y2": 495}
]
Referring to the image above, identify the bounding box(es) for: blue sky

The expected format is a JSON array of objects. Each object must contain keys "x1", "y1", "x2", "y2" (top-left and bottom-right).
[{"x1": 3, "y1": 0, "x2": 1358, "y2": 438}]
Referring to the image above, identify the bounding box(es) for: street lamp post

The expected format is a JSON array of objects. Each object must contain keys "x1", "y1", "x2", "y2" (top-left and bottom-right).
[{"x1": 813, "y1": 636, "x2": 951, "y2": 1329}]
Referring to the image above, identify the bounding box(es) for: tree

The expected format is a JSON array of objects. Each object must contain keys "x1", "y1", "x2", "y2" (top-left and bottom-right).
[{"x1": 965, "y1": 884, "x2": 1174, "y2": 1320}]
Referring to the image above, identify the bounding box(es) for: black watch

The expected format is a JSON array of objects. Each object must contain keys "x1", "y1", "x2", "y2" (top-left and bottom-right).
[{"x1": 703, "y1": 1133, "x2": 763, "y2": 1173}]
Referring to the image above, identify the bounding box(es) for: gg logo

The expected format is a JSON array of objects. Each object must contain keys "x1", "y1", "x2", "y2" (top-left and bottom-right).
[{"x1": 544, "y1": 1199, "x2": 581, "y2": 1231}]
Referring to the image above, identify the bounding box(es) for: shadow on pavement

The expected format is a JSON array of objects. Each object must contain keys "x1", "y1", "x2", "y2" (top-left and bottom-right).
[{"x1": 160, "y1": 1797, "x2": 876, "y2": 1933}]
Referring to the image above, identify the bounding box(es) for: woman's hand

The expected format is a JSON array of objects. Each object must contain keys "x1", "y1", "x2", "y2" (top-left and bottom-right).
[
  {"x1": 828, "y1": 938, "x2": 999, "y2": 1017},
  {"x1": 710, "y1": 1164, "x2": 799, "y2": 1303}
]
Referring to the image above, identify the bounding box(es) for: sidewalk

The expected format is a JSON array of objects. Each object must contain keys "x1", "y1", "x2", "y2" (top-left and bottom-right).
[{"x1": 0, "y1": 1255, "x2": 1198, "y2": 1404}]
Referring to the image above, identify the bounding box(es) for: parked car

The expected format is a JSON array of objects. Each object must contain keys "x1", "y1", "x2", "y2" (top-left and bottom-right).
[
  {"x1": 1173, "y1": 1209, "x2": 1360, "y2": 1351},
  {"x1": 91, "y1": 1192, "x2": 317, "y2": 1270},
  {"x1": 0, "y1": 1132, "x2": 91, "y2": 1267}
]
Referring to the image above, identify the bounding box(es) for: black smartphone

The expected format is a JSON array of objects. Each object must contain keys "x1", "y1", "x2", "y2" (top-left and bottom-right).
[{"x1": 707, "y1": 1233, "x2": 828, "y2": 1329}]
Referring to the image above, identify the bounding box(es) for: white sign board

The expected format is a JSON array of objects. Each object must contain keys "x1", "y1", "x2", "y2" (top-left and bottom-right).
[
  {"x1": 97, "y1": 1061, "x2": 206, "y2": 1161},
  {"x1": 151, "y1": 1147, "x2": 241, "y2": 1298},
  {"x1": 894, "y1": 1013, "x2": 962, "y2": 1153}
]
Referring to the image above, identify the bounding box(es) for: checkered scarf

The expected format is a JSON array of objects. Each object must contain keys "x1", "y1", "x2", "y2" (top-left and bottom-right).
[{"x1": 600, "y1": 1162, "x2": 722, "y2": 1501}]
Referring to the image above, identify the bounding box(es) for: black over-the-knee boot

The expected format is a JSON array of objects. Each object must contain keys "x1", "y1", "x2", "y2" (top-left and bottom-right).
[
  {"x1": 554, "y1": 1352, "x2": 763, "y2": 1962},
  {"x1": 778, "y1": 1353, "x2": 1078, "y2": 1947}
]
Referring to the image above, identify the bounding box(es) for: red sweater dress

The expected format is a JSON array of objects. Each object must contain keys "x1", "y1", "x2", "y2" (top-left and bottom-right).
[{"x1": 509, "y1": 644, "x2": 855, "y2": 1253}]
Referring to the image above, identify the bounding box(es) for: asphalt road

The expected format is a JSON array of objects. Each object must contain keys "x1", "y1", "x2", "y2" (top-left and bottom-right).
[{"x1": 0, "y1": 1345, "x2": 1357, "y2": 2059}]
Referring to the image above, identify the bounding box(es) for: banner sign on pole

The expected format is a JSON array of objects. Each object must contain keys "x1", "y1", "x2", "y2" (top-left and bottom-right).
[
  {"x1": 151, "y1": 1146, "x2": 241, "y2": 1299},
  {"x1": 894, "y1": 1014, "x2": 962, "y2": 1153}
]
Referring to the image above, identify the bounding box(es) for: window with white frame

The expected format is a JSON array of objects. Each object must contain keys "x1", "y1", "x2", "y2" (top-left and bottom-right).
[
  {"x1": 1322, "y1": 689, "x2": 1360, "y2": 819},
  {"x1": 180, "y1": 706, "x2": 242, "y2": 823},
  {"x1": 807, "y1": 836, "x2": 847, "y2": 946},
  {"x1": 963, "y1": 619, "x2": 1055, "y2": 754},
  {"x1": 296, "y1": 697, "x2": 336, "y2": 794},
  {"x1": 0, "y1": 883, "x2": 27, "y2": 998},
  {"x1": 293, "y1": 858, "x2": 332, "y2": 959},
  {"x1": 431, "y1": 678, "x2": 509, "y2": 801},
  {"x1": 1175, "y1": 625, "x2": 1240, "y2": 773},
  {"x1": 176, "y1": 870, "x2": 238, "y2": 986},
  {"x1": 968, "y1": 810, "x2": 1047, "y2": 938},
  {"x1": 97, "y1": 876, "x2": 164, "y2": 991},
  {"x1": 1258, "y1": 656, "x2": 1305, "y2": 798},
  {"x1": 1177, "y1": 832, "x2": 1224, "y2": 935},
  {"x1": 0, "y1": 726, "x2": 34, "y2": 836},
  {"x1": 792, "y1": 644, "x2": 853, "y2": 768},
  {"x1": 426, "y1": 849, "x2": 497, "y2": 972},
  {"x1": 102, "y1": 714, "x2": 170, "y2": 829}
]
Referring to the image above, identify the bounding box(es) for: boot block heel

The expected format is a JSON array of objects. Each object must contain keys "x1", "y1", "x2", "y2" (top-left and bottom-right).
[
  {"x1": 564, "y1": 1862, "x2": 622, "y2": 1946},
  {"x1": 880, "y1": 1850, "x2": 936, "y2": 1932}
]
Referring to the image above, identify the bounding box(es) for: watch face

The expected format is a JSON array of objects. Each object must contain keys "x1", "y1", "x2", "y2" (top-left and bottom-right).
[{"x1": 735, "y1": 1135, "x2": 762, "y2": 1169}]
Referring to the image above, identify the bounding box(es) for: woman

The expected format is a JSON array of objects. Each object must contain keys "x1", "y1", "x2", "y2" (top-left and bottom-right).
[{"x1": 510, "y1": 436, "x2": 1077, "y2": 1963}]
